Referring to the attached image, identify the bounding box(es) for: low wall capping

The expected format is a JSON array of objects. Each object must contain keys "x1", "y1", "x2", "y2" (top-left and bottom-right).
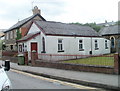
[{"x1": 34, "y1": 60, "x2": 115, "y2": 74}]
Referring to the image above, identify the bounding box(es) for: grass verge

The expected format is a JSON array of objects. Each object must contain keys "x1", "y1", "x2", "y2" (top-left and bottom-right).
[{"x1": 63, "y1": 55, "x2": 114, "y2": 67}]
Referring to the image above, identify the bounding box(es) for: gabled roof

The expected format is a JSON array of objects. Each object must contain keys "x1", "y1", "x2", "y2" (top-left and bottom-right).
[
  {"x1": 34, "y1": 21, "x2": 99, "y2": 37},
  {"x1": 17, "y1": 32, "x2": 40, "y2": 42},
  {"x1": 4, "y1": 14, "x2": 46, "y2": 33},
  {"x1": 99, "y1": 25, "x2": 120, "y2": 36}
]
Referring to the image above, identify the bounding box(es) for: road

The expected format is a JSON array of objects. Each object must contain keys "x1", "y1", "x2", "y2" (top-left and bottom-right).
[{"x1": 6, "y1": 69, "x2": 100, "y2": 90}]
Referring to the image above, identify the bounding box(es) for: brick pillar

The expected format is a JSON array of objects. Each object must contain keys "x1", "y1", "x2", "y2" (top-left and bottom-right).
[
  {"x1": 24, "y1": 52, "x2": 28, "y2": 65},
  {"x1": 31, "y1": 51, "x2": 37, "y2": 66},
  {"x1": 114, "y1": 53, "x2": 120, "y2": 74}
]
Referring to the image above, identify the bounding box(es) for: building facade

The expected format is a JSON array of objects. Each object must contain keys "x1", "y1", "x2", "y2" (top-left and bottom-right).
[
  {"x1": 99, "y1": 25, "x2": 120, "y2": 53},
  {"x1": 17, "y1": 21, "x2": 110, "y2": 61},
  {"x1": 4, "y1": 6, "x2": 46, "y2": 51}
]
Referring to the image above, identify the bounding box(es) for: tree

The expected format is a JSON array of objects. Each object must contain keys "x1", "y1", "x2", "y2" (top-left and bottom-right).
[
  {"x1": 70, "y1": 22, "x2": 83, "y2": 25},
  {"x1": 116, "y1": 21, "x2": 120, "y2": 25},
  {"x1": 16, "y1": 29, "x2": 22, "y2": 40},
  {"x1": 71, "y1": 22, "x2": 102, "y2": 32},
  {"x1": 87, "y1": 23, "x2": 102, "y2": 32}
]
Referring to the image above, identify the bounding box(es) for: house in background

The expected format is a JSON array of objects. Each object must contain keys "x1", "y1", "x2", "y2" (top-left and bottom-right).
[
  {"x1": 17, "y1": 20, "x2": 110, "y2": 61},
  {"x1": 97, "y1": 21, "x2": 116, "y2": 27},
  {"x1": 99, "y1": 25, "x2": 120, "y2": 53},
  {"x1": 4, "y1": 6, "x2": 46, "y2": 51},
  {"x1": 0, "y1": 29, "x2": 5, "y2": 40}
]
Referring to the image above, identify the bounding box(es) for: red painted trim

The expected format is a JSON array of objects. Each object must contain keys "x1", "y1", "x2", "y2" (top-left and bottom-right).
[
  {"x1": 38, "y1": 53, "x2": 114, "y2": 57},
  {"x1": 34, "y1": 21, "x2": 46, "y2": 35},
  {"x1": 17, "y1": 32, "x2": 40, "y2": 43},
  {"x1": 46, "y1": 34, "x2": 101, "y2": 38}
]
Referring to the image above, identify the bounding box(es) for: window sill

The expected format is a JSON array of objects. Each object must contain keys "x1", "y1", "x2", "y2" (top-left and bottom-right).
[
  {"x1": 79, "y1": 49, "x2": 84, "y2": 51},
  {"x1": 41, "y1": 51, "x2": 46, "y2": 53},
  {"x1": 105, "y1": 47, "x2": 108, "y2": 49},
  {"x1": 58, "y1": 50, "x2": 64, "y2": 52},
  {"x1": 95, "y1": 48, "x2": 99, "y2": 50}
]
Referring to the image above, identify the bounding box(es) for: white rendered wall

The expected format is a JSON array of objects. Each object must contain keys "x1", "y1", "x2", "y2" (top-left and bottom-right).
[
  {"x1": 45, "y1": 36, "x2": 110, "y2": 56},
  {"x1": 19, "y1": 23, "x2": 111, "y2": 61}
]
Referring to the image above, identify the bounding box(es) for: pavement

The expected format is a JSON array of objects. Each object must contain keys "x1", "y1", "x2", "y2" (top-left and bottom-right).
[{"x1": 0, "y1": 60, "x2": 119, "y2": 90}]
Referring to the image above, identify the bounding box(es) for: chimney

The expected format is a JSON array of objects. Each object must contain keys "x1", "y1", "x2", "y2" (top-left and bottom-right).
[{"x1": 32, "y1": 6, "x2": 41, "y2": 15}]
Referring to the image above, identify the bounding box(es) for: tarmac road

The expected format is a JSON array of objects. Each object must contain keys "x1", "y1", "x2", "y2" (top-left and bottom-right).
[{"x1": 6, "y1": 69, "x2": 100, "y2": 90}]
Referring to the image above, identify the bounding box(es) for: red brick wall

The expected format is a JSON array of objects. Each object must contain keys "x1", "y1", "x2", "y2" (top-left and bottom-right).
[
  {"x1": 2, "y1": 51, "x2": 18, "y2": 57},
  {"x1": 35, "y1": 61, "x2": 114, "y2": 74}
]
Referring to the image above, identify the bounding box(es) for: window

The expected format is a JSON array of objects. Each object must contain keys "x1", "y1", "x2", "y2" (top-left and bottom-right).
[
  {"x1": 10, "y1": 45, "x2": 13, "y2": 50},
  {"x1": 111, "y1": 37, "x2": 115, "y2": 48},
  {"x1": 41, "y1": 37, "x2": 46, "y2": 53},
  {"x1": 95, "y1": 40, "x2": 99, "y2": 50},
  {"x1": 8, "y1": 32, "x2": 10, "y2": 39},
  {"x1": 6, "y1": 33, "x2": 9, "y2": 40},
  {"x1": 58, "y1": 39, "x2": 64, "y2": 52},
  {"x1": 10, "y1": 31, "x2": 13, "y2": 39},
  {"x1": 119, "y1": 40, "x2": 120, "y2": 48},
  {"x1": 22, "y1": 43, "x2": 24, "y2": 52},
  {"x1": 15, "y1": 30, "x2": 17, "y2": 38},
  {"x1": 79, "y1": 40, "x2": 84, "y2": 51},
  {"x1": 19, "y1": 45, "x2": 22, "y2": 52},
  {"x1": 105, "y1": 40, "x2": 108, "y2": 49},
  {"x1": 13, "y1": 30, "x2": 15, "y2": 39}
]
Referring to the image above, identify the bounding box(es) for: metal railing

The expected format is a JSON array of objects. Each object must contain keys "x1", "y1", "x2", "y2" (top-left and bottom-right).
[{"x1": 37, "y1": 53, "x2": 114, "y2": 67}]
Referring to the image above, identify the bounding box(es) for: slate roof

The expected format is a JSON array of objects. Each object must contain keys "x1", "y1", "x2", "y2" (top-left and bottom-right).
[
  {"x1": 35, "y1": 21, "x2": 99, "y2": 37},
  {"x1": 4, "y1": 14, "x2": 46, "y2": 33},
  {"x1": 99, "y1": 25, "x2": 120, "y2": 36},
  {"x1": 17, "y1": 32, "x2": 40, "y2": 42}
]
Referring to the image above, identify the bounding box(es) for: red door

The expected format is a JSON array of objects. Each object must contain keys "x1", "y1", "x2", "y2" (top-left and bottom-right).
[
  {"x1": 31, "y1": 42, "x2": 38, "y2": 59},
  {"x1": 31, "y1": 42, "x2": 38, "y2": 52}
]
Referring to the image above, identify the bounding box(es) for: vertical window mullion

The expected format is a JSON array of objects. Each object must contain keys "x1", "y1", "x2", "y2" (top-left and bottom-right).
[
  {"x1": 58, "y1": 39, "x2": 64, "y2": 52},
  {"x1": 105, "y1": 40, "x2": 108, "y2": 49},
  {"x1": 95, "y1": 40, "x2": 98, "y2": 50},
  {"x1": 79, "y1": 40, "x2": 83, "y2": 51}
]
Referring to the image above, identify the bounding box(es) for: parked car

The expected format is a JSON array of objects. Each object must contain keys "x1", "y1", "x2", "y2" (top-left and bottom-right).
[{"x1": 0, "y1": 60, "x2": 12, "y2": 91}]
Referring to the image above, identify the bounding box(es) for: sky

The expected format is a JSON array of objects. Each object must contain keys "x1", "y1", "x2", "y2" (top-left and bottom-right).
[{"x1": 0, "y1": 0, "x2": 119, "y2": 29}]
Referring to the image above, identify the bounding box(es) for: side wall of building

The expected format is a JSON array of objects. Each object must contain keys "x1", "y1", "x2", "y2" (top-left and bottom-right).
[{"x1": 18, "y1": 23, "x2": 110, "y2": 61}]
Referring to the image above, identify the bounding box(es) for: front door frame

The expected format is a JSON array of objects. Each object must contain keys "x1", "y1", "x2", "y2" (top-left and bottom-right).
[{"x1": 31, "y1": 42, "x2": 38, "y2": 60}]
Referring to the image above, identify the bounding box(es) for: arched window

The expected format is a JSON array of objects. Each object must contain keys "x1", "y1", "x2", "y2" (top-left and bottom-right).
[
  {"x1": 42, "y1": 37, "x2": 46, "y2": 53},
  {"x1": 110, "y1": 37, "x2": 115, "y2": 48}
]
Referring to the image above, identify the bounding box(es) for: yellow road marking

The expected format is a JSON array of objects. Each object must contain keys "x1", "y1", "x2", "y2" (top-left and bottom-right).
[{"x1": 11, "y1": 69, "x2": 100, "y2": 90}]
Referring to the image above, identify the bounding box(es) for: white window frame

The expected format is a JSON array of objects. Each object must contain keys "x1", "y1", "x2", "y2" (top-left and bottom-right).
[
  {"x1": 79, "y1": 40, "x2": 84, "y2": 51},
  {"x1": 95, "y1": 40, "x2": 99, "y2": 50},
  {"x1": 110, "y1": 36, "x2": 115, "y2": 48},
  {"x1": 58, "y1": 39, "x2": 64, "y2": 52},
  {"x1": 19, "y1": 44, "x2": 22, "y2": 52},
  {"x1": 105, "y1": 40, "x2": 108, "y2": 49}
]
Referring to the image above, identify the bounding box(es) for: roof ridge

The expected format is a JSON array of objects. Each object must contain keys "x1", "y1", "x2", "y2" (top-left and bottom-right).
[
  {"x1": 4, "y1": 13, "x2": 46, "y2": 33},
  {"x1": 35, "y1": 20, "x2": 99, "y2": 37},
  {"x1": 36, "y1": 20, "x2": 88, "y2": 28}
]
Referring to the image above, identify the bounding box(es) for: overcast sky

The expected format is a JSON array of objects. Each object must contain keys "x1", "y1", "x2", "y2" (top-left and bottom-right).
[{"x1": 0, "y1": 0, "x2": 119, "y2": 29}]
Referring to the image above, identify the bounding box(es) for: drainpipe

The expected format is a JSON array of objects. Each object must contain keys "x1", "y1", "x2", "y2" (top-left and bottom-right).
[{"x1": 89, "y1": 37, "x2": 92, "y2": 55}]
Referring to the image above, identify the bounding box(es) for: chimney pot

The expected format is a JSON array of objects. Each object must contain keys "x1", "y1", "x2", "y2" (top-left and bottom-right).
[{"x1": 32, "y1": 6, "x2": 41, "y2": 15}]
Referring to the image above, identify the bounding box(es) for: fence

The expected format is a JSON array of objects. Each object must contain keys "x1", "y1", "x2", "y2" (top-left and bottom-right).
[{"x1": 37, "y1": 53, "x2": 114, "y2": 67}]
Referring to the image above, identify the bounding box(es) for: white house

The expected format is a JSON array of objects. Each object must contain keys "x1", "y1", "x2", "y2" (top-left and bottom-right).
[{"x1": 17, "y1": 20, "x2": 110, "y2": 61}]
